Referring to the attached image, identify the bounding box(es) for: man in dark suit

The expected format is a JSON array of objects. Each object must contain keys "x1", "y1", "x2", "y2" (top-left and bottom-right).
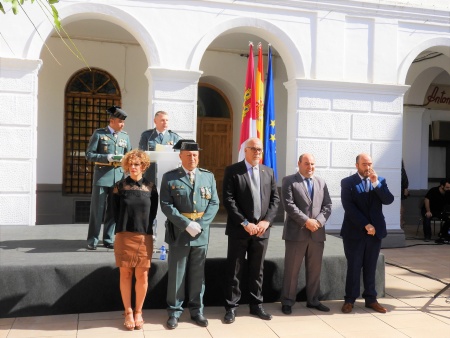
[
  {"x1": 222, "y1": 137, "x2": 280, "y2": 324},
  {"x1": 280, "y1": 153, "x2": 332, "y2": 315},
  {"x1": 138, "y1": 110, "x2": 181, "y2": 151},
  {"x1": 85, "y1": 106, "x2": 131, "y2": 250},
  {"x1": 340, "y1": 153, "x2": 394, "y2": 314},
  {"x1": 160, "y1": 142, "x2": 219, "y2": 329}
]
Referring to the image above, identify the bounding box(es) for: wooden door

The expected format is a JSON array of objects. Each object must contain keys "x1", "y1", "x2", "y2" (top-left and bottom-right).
[{"x1": 197, "y1": 117, "x2": 232, "y2": 204}]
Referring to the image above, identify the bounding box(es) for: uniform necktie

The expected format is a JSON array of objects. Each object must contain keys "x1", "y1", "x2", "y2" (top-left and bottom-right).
[
  {"x1": 251, "y1": 166, "x2": 261, "y2": 220},
  {"x1": 188, "y1": 171, "x2": 195, "y2": 185},
  {"x1": 158, "y1": 133, "x2": 164, "y2": 143},
  {"x1": 306, "y1": 178, "x2": 313, "y2": 199},
  {"x1": 364, "y1": 178, "x2": 370, "y2": 192},
  {"x1": 113, "y1": 132, "x2": 117, "y2": 139}
]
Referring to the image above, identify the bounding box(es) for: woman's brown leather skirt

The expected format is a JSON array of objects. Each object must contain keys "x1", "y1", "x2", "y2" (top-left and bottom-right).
[{"x1": 114, "y1": 232, "x2": 153, "y2": 268}]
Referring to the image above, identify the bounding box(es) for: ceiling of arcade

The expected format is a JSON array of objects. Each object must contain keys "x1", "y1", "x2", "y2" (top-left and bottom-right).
[
  {"x1": 404, "y1": 48, "x2": 450, "y2": 105},
  {"x1": 54, "y1": 19, "x2": 277, "y2": 63}
]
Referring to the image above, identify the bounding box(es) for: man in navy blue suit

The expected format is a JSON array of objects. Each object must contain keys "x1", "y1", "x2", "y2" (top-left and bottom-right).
[{"x1": 340, "y1": 153, "x2": 394, "y2": 314}]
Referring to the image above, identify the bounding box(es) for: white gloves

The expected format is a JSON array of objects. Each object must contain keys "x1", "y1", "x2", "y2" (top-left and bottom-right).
[
  {"x1": 107, "y1": 154, "x2": 123, "y2": 162},
  {"x1": 186, "y1": 222, "x2": 202, "y2": 237}
]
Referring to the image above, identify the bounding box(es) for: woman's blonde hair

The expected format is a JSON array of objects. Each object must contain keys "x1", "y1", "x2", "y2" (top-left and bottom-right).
[{"x1": 122, "y1": 149, "x2": 151, "y2": 173}]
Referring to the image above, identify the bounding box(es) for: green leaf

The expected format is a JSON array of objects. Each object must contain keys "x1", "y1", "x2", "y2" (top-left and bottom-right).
[
  {"x1": 11, "y1": 0, "x2": 18, "y2": 15},
  {"x1": 48, "y1": 0, "x2": 59, "y2": 4},
  {"x1": 0, "y1": 3, "x2": 5, "y2": 14},
  {"x1": 50, "y1": 4, "x2": 60, "y2": 30}
]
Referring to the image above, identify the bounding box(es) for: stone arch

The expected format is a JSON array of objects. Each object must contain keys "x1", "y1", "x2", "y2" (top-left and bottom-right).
[
  {"x1": 398, "y1": 37, "x2": 450, "y2": 85},
  {"x1": 26, "y1": 2, "x2": 160, "y2": 67},
  {"x1": 188, "y1": 17, "x2": 306, "y2": 79},
  {"x1": 405, "y1": 64, "x2": 450, "y2": 105}
]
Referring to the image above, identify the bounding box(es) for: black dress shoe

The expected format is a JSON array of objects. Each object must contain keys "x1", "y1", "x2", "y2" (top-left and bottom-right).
[
  {"x1": 191, "y1": 314, "x2": 208, "y2": 327},
  {"x1": 103, "y1": 243, "x2": 114, "y2": 249},
  {"x1": 281, "y1": 305, "x2": 292, "y2": 315},
  {"x1": 87, "y1": 244, "x2": 97, "y2": 250},
  {"x1": 250, "y1": 305, "x2": 272, "y2": 320},
  {"x1": 307, "y1": 303, "x2": 330, "y2": 312},
  {"x1": 224, "y1": 309, "x2": 235, "y2": 324},
  {"x1": 167, "y1": 316, "x2": 178, "y2": 329}
]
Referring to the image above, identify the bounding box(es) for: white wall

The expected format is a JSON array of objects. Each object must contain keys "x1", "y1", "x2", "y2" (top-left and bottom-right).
[{"x1": 37, "y1": 37, "x2": 148, "y2": 183}]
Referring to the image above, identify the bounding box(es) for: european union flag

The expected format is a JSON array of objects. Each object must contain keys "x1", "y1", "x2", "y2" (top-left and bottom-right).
[{"x1": 263, "y1": 45, "x2": 277, "y2": 180}]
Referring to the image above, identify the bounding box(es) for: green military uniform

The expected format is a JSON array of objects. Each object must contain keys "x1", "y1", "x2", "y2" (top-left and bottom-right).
[
  {"x1": 86, "y1": 127, "x2": 132, "y2": 247},
  {"x1": 138, "y1": 128, "x2": 181, "y2": 151},
  {"x1": 160, "y1": 166, "x2": 219, "y2": 318}
]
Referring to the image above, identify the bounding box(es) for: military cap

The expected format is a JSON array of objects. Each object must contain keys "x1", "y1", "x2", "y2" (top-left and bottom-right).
[
  {"x1": 106, "y1": 106, "x2": 128, "y2": 120},
  {"x1": 180, "y1": 142, "x2": 202, "y2": 151},
  {"x1": 172, "y1": 139, "x2": 196, "y2": 150}
]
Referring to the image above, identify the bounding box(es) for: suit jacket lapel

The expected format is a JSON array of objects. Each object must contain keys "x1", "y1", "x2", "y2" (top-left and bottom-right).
[
  {"x1": 296, "y1": 172, "x2": 311, "y2": 202},
  {"x1": 240, "y1": 161, "x2": 252, "y2": 190}
]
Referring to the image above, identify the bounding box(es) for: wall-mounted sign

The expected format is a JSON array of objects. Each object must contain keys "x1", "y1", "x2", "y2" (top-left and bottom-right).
[{"x1": 424, "y1": 83, "x2": 450, "y2": 110}]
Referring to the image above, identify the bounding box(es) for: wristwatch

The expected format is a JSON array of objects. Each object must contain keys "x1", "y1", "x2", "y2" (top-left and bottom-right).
[{"x1": 241, "y1": 219, "x2": 249, "y2": 227}]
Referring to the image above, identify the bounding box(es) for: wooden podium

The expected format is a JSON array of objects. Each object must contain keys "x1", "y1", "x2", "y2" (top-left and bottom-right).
[{"x1": 145, "y1": 150, "x2": 181, "y2": 249}]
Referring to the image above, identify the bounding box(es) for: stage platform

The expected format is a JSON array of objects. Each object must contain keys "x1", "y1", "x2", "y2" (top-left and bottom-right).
[{"x1": 0, "y1": 223, "x2": 384, "y2": 318}]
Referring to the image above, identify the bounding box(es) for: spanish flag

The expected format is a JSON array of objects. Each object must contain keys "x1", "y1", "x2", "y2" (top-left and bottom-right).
[{"x1": 256, "y1": 42, "x2": 265, "y2": 152}]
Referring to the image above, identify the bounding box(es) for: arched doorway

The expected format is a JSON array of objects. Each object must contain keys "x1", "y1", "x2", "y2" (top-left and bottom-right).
[
  {"x1": 197, "y1": 84, "x2": 232, "y2": 204},
  {"x1": 64, "y1": 68, "x2": 121, "y2": 195}
]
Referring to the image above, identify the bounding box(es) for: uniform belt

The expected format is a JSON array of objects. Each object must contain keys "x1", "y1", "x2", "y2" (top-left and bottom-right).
[
  {"x1": 94, "y1": 162, "x2": 122, "y2": 167},
  {"x1": 181, "y1": 212, "x2": 205, "y2": 220}
]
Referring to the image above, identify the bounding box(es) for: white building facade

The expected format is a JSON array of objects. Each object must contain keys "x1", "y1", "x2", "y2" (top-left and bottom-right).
[{"x1": 1, "y1": 0, "x2": 450, "y2": 247}]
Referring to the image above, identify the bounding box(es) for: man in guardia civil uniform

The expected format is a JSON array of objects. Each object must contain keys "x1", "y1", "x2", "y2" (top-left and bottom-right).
[
  {"x1": 138, "y1": 110, "x2": 181, "y2": 151},
  {"x1": 85, "y1": 106, "x2": 132, "y2": 250},
  {"x1": 160, "y1": 141, "x2": 219, "y2": 330}
]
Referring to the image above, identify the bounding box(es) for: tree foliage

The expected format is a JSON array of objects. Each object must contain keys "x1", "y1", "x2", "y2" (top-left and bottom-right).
[
  {"x1": 0, "y1": 0, "x2": 61, "y2": 29},
  {"x1": 0, "y1": 0, "x2": 89, "y2": 68}
]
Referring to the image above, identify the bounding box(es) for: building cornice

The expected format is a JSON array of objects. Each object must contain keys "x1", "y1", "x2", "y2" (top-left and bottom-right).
[
  {"x1": 285, "y1": 78, "x2": 410, "y2": 95},
  {"x1": 200, "y1": 0, "x2": 450, "y2": 24}
]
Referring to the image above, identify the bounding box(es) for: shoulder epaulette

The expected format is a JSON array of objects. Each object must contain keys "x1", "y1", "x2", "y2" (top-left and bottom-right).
[
  {"x1": 198, "y1": 168, "x2": 212, "y2": 173},
  {"x1": 120, "y1": 131, "x2": 128, "y2": 135}
]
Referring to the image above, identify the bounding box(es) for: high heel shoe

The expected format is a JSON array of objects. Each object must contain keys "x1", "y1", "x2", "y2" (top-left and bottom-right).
[
  {"x1": 134, "y1": 310, "x2": 144, "y2": 330},
  {"x1": 123, "y1": 310, "x2": 135, "y2": 331}
]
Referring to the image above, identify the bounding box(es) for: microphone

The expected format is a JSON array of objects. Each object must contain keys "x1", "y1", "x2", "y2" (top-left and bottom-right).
[
  {"x1": 168, "y1": 130, "x2": 183, "y2": 140},
  {"x1": 147, "y1": 128, "x2": 157, "y2": 151}
]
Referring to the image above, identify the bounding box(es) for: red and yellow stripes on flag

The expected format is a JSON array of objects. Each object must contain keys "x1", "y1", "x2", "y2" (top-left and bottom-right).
[
  {"x1": 256, "y1": 43, "x2": 264, "y2": 140},
  {"x1": 238, "y1": 43, "x2": 257, "y2": 161},
  {"x1": 256, "y1": 42, "x2": 265, "y2": 161}
]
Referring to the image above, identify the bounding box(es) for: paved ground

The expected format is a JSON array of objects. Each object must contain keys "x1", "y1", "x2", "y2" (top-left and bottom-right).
[{"x1": 0, "y1": 223, "x2": 449, "y2": 337}]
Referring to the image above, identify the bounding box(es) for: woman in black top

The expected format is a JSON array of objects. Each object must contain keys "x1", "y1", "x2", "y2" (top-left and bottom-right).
[{"x1": 113, "y1": 149, "x2": 158, "y2": 330}]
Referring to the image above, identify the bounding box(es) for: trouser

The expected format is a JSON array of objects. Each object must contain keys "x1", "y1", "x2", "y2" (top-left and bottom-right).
[
  {"x1": 225, "y1": 236, "x2": 268, "y2": 309},
  {"x1": 281, "y1": 239, "x2": 324, "y2": 306},
  {"x1": 87, "y1": 185, "x2": 115, "y2": 246},
  {"x1": 166, "y1": 245, "x2": 208, "y2": 318},
  {"x1": 343, "y1": 235, "x2": 381, "y2": 304}
]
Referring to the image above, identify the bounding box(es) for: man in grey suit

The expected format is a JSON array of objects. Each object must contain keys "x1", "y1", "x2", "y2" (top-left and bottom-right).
[
  {"x1": 223, "y1": 137, "x2": 280, "y2": 324},
  {"x1": 280, "y1": 153, "x2": 332, "y2": 314}
]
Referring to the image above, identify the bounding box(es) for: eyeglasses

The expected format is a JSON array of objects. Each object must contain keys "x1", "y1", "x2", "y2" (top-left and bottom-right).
[{"x1": 246, "y1": 147, "x2": 263, "y2": 153}]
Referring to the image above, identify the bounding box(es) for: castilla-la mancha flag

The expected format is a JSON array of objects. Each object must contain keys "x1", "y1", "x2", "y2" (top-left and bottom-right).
[{"x1": 238, "y1": 43, "x2": 257, "y2": 161}]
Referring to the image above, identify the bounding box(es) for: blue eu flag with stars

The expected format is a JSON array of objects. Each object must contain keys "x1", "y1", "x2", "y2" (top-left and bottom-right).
[{"x1": 263, "y1": 45, "x2": 277, "y2": 180}]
